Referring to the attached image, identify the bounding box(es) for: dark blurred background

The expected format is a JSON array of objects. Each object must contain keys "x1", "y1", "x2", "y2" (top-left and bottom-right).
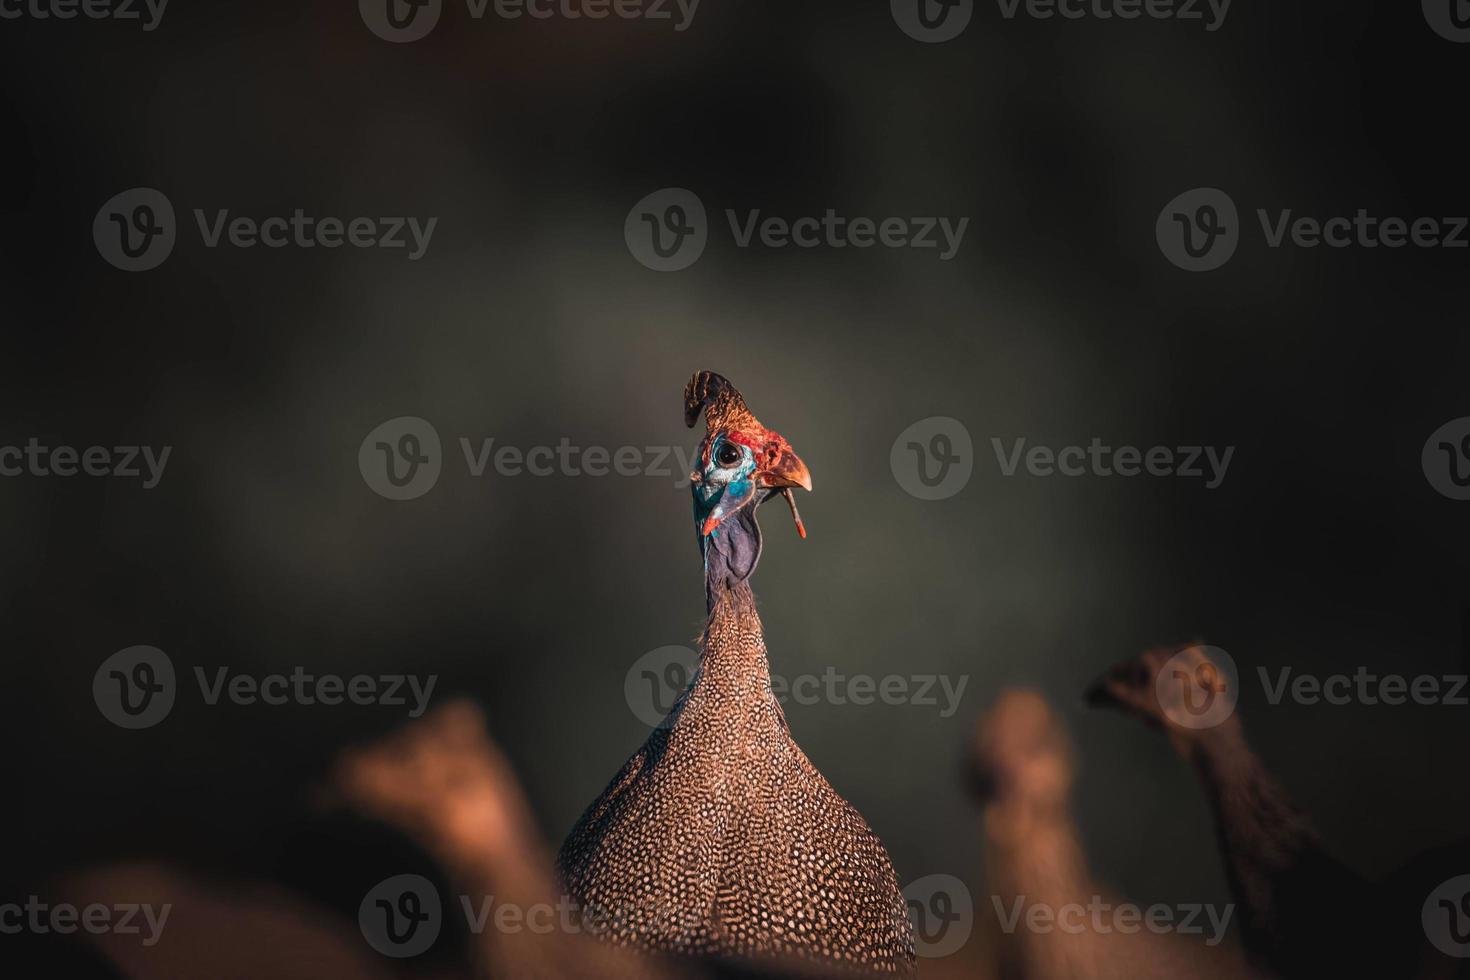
[{"x1": 1, "y1": 0, "x2": 1467, "y2": 959}]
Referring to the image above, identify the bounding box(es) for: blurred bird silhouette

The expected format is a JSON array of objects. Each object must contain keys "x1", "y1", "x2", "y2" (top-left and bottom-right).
[
  {"x1": 1087, "y1": 642, "x2": 1470, "y2": 979},
  {"x1": 971, "y1": 689, "x2": 1266, "y2": 980}
]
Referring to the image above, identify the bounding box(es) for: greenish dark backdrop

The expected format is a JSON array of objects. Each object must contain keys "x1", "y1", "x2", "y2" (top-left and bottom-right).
[{"x1": 1, "y1": 0, "x2": 1467, "y2": 949}]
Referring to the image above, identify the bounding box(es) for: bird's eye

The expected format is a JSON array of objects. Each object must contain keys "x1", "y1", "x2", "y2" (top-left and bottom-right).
[{"x1": 716, "y1": 443, "x2": 742, "y2": 467}]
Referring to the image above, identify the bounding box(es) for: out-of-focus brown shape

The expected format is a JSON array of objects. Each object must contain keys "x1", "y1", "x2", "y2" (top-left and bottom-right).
[
  {"x1": 971, "y1": 690, "x2": 1267, "y2": 980},
  {"x1": 329, "y1": 698, "x2": 693, "y2": 980},
  {"x1": 57, "y1": 862, "x2": 400, "y2": 980},
  {"x1": 1088, "y1": 644, "x2": 1470, "y2": 980}
]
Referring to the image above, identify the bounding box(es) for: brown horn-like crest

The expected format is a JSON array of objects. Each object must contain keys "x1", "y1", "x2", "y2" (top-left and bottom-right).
[{"x1": 684, "y1": 371, "x2": 750, "y2": 431}]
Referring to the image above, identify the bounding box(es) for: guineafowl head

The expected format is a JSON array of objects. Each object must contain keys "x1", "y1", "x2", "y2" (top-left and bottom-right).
[
  {"x1": 1085, "y1": 643, "x2": 1239, "y2": 752},
  {"x1": 683, "y1": 371, "x2": 811, "y2": 592}
]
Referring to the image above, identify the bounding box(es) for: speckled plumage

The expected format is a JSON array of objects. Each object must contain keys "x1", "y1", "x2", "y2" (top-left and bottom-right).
[{"x1": 557, "y1": 373, "x2": 916, "y2": 977}]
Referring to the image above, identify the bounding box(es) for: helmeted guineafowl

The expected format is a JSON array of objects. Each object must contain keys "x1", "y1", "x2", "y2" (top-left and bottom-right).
[{"x1": 557, "y1": 372, "x2": 916, "y2": 977}]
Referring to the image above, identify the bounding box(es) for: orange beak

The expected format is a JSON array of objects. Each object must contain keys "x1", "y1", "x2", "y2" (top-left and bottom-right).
[
  {"x1": 758, "y1": 448, "x2": 811, "y2": 539},
  {"x1": 759, "y1": 448, "x2": 813, "y2": 493}
]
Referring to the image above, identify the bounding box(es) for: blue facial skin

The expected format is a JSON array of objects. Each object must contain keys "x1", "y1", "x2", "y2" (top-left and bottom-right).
[{"x1": 693, "y1": 436, "x2": 758, "y2": 562}]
